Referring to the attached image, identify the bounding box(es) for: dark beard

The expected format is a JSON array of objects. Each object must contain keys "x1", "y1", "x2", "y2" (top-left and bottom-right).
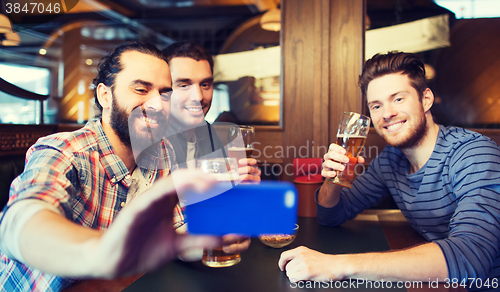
[
  {"x1": 392, "y1": 113, "x2": 427, "y2": 150},
  {"x1": 110, "y1": 94, "x2": 169, "y2": 157},
  {"x1": 110, "y1": 96, "x2": 132, "y2": 148}
]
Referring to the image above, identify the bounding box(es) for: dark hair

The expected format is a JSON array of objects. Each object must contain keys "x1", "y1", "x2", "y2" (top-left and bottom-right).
[
  {"x1": 359, "y1": 51, "x2": 427, "y2": 100},
  {"x1": 162, "y1": 41, "x2": 214, "y2": 73},
  {"x1": 92, "y1": 40, "x2": 167, "y2": 112}
]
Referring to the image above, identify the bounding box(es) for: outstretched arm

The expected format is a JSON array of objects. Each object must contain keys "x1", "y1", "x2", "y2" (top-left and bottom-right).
[{"x1": 18, "y1": 170, "x2": 221, "y2": 278}]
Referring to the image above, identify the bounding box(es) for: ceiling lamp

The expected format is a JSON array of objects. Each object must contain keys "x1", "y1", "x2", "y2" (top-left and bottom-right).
[
  {"x1": 260, "y1": 9, "x2": 281, "y2": 31},
  {"x1": 0, "y1": 14, "x2": 13, "y2": 34},
  {"x1": 2, "y1": 32, "x2": 20, "y2": 46}
]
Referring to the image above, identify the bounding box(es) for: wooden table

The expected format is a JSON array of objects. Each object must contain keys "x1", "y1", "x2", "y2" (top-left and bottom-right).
[{"x1": 65, "y1": 210, "x2": 466, "y2": 292}]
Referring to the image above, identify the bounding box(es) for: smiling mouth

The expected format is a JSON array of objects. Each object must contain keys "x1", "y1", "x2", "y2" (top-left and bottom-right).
[
  {"x1": 139, "y1": 116, "x2": 158, "y2": 125},
  {"x1": 384, "y1": 121, "x2": 406, "y2": 131},
  {"x1": 186, "y1": 106, "x2": 202, "y2": 112},
  {"x1": 184, "y1": 105, "x2": 205, "y2": 116}
]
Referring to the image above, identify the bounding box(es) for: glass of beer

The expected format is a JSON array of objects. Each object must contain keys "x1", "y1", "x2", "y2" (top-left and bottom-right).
[
  {"x1": 197, "y1": 158, "x2": 241, "y2": 267},
  {"x1": 326, "y1": 112, "x2": 370, "y2": 188},
  {"x1": 227, "y1": 125, "x2": 255, "y2": 159}
]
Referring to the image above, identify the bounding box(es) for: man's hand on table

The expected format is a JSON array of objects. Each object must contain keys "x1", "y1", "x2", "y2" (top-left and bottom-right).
[
  {"x1": 278, "y1": 246, "x2": 345, "y2": 283},
  {"x1": 278, "y1": 243, "x2": 448, "y2": 283}
]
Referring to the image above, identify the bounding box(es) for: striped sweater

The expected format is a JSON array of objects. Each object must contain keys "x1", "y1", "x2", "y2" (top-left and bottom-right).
[{"x1": 317, "y1": 125, "x2": 500, "y2": 283}]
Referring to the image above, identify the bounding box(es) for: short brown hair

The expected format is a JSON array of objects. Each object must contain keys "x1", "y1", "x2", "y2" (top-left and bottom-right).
[
  {"x1": 92, "y1": 41, "x2": 167, "y2": 112},
  {"x1": 162, "y1": 41, "x2": 214, "y2": 73},
  {"x1": 359, "y1": 51, "x2": 427, "y2": 99}
]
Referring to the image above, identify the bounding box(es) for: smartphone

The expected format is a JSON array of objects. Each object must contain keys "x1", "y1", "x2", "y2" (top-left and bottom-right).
[{"x1": 184, "y1": 181, "x2": 297, "y2": 236}]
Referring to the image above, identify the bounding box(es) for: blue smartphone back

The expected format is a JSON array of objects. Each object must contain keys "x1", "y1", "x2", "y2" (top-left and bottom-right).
[{"x1": 185, "y1": 181, "x2": 298, "y2": 236}]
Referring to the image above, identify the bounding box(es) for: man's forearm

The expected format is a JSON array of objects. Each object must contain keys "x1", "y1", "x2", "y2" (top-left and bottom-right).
[
  {"x1": 317, "y1": 181, "x2": 342, "y2": 208},
  {"x1": 19, "y1": 209, "x2": 103, "y2": 277},
  {"x1": 344, "y1": 242, "x2": 448, "y2": 282}
]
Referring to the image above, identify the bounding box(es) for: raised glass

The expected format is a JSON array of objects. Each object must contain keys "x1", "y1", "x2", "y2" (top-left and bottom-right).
[{"x1": 326, "y1": 112, "x2": 370, "y2": 188}]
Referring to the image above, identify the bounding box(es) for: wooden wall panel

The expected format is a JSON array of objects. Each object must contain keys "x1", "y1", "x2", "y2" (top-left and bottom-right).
[
  {"x1": 312, "y1": 0, "x2": 332, "y2": 162},
  {"x1": 433, "y1": 18, "x2": 500, "y2": 127},
  {"x1": 59, "y1": 28, "x2": 83, "y2": 123},
  {"x1": 0, "y1": 124, "x2": 58, "y2": 156},
  {"x1": 329, "y1": 0, "x2": 365, "y2": 140},
  {"x1": 280, "y1": 0, "x2": 365, "y2": 181}
]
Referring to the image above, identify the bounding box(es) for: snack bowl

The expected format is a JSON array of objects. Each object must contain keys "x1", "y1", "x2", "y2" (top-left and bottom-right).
[{"x1": 258, "y1": 224, "x2": 299, "y2": 248}]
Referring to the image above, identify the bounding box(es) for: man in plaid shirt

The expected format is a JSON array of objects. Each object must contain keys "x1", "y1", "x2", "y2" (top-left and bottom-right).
[{"x1": 0, "y1": 41, "x2": 222, "y2": 291}]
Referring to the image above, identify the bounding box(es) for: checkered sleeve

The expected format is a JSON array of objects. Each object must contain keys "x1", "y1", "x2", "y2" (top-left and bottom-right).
[
  {"x1": 0, "y1": 138, "x2": 82, "y2": 291},
  {"x1": 173, "y1": 203, "x2": 186, "y2": 230},
  {"x1": 3, "y1": 143, "x2": 77, "y2": 219}
]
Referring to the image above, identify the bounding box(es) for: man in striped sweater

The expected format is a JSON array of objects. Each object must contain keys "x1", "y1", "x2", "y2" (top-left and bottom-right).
[{"x1": 279, "y1": 51, "x2": 500, "y2": 288}]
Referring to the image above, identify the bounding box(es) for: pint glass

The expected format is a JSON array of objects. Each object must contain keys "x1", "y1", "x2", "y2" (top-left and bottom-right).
[
  {"x1": 326, "y1": 112, "x2": 370, "y2": 188},
  {"x1": 197, "y1": 158, "x2": 241, "y2": 267},
  {"x1": 227, "y1": 125, "x2": 255, "y2": 159}
]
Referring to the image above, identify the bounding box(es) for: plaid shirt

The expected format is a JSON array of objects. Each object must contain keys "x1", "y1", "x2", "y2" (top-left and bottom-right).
[
  {"x1": 0, "y1": 119, "x2": 175, "y2": 291},
  {"x1": 173, "y1": 202, "x2": 186, "y2": 230}
]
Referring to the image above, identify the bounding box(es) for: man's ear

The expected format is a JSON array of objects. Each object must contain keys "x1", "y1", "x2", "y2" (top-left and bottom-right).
[
  {"x1": 422, "y1": 88, "x2": 434, "y2": 113},
  {"x1": 96, "y1": 83, "x2": 112, "y2": 110}
]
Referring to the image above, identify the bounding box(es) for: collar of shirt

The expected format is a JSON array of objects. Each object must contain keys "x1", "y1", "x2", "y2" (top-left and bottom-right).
[
  {"x1": 90, "y1": 119, "x2": 133, "y2": 187},
  {"x1": 165, "y1": 118, "x2": 212, "y2": 142}
]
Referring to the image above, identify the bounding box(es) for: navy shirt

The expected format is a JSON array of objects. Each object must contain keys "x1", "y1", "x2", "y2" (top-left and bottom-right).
[{"x1": 318, "y1": 125, "x2": 500, "y2": 283}]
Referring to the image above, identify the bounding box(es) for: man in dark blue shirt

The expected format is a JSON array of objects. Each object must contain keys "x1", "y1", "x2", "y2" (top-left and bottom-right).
[{"x1": 279, "y1": 51, "x2": 500, "y2": 287}]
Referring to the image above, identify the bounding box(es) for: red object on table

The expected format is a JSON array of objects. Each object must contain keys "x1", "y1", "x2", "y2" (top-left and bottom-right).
[
  {"x1": 293, "y1": 158, "x2": 323, "y2": 217},
  {"x1": 293, "y1": 158, "x2": 323, "y2": 183}
]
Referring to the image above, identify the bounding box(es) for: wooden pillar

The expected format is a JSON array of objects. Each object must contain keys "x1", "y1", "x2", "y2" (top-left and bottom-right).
[
  {"x1": 59, "y1": 26, "x2": 92, "y2": 123},
  {"x1": 328, "y1": 0, "x2": 366, "y2": 140},
  {"x1": 281, "y1": 0, "x2": 365, "y2": 181}
]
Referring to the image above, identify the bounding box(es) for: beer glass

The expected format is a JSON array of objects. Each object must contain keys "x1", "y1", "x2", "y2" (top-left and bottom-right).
[
  {"x1": 227, "y1": 125, "x2": 255, "y2": 159},
  {"x1": 197, "y1": 158, "x2": 241, "y2": 267},
  {"x1": 326, "y1": 112, "x2": 370, "y2": 188}
]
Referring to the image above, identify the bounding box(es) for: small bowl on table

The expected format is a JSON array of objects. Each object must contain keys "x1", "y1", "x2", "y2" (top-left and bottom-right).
[{"x1": 258, "y1": 224, "x2": 299, "y2": 248}]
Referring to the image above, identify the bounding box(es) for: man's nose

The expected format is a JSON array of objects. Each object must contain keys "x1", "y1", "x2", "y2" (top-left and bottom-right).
[
  {"x1": 382, "y1": 104, "x2": 397, "y2": 120},
  {"x1": 188, "y1": 85, "x2": 204, "y2": 102},
  {"x1": 143, "y1": 95, "x2": 164, "y2": 112}
]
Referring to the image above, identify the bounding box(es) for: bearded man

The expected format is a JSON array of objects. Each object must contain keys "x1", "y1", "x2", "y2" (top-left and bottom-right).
[
  {"x1": 278, "y1": 51, "x2": 500, "y2": 288},
  {"x1": 0, "y1": 41, "x2": 220, "y2": 291}
]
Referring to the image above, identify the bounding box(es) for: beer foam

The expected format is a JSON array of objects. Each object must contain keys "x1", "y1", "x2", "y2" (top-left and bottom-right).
[
  {"x1": 337, "y1": 134, "x2": 367, "y2": 138},
  {"x1": 228, "y1": 147, "x2": 250, "y2": 151},
  {"x1": 211, "y1": 173, "x2": 238, "y2": 182}
]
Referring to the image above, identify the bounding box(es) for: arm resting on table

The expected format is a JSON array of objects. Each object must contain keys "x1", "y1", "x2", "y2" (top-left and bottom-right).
[
  {"x1": 345, "y1": 242, "x2": 448, "y2": 281},
  {"x1": 279, "y1": 242, "x2": 448, "y2": 282}
]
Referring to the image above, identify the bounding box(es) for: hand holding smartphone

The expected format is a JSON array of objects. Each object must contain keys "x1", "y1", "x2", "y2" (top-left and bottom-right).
[{"x1": 185, "y1": 182, "x2": 298, "y2": 236}]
